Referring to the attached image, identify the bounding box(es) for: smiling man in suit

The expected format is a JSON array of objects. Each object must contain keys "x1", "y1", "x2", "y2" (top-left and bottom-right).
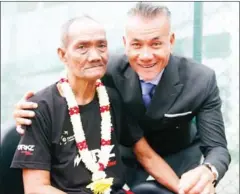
[{"x1": 13, "y1": 2, "x2": 230, "y2": 194}]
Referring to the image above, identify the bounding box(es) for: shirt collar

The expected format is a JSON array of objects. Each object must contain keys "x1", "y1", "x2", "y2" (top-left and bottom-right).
[{"x1": 139, "y1": 69, "x2": 165, "y2": 85}]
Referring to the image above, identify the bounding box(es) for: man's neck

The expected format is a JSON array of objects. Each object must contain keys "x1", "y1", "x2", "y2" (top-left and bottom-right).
[
  {"x1": 140, "y1": 69, "x2": 165, "y2": 85},
  {"x1": 58, "y1": 75, "x2": 97, "y2": 106},
  {"x1": 71, "y1": 78, "x2": 96, "y2": 105}
]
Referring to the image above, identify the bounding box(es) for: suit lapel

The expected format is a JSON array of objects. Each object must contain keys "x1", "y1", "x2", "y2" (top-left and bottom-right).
[
  {"x1": 146, "y1": 55, "x2": 184, "y2": 118},
  {"x1": 115, "y1": 57, "x2": 146, "y2": 117}
]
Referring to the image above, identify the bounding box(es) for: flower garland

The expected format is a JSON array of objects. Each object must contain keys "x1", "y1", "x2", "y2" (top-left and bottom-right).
[
  {"x1": 59, "y1": 74, "x2": 114, "y2": 194},
  {"x1": 58, "y1": 72, "x2": 133, "y2": 194}
]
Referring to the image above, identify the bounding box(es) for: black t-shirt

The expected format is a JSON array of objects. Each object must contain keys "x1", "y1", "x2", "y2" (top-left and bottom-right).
[{"x1": 11, "y1": 83, "x2": 128, "y2": 194}]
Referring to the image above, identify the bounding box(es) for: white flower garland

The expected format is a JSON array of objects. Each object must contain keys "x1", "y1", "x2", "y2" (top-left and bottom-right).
[
  {"x1": 58, "y1": 72, "x2": 132, "y2": 194},
  {"x1": 59, "y1": 75, "x2": 113, "y2": 182}
]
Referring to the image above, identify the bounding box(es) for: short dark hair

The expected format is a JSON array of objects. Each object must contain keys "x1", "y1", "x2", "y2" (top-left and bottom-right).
[{"x1": 127, "y1": 2, "x2": 171, "y2": 20}]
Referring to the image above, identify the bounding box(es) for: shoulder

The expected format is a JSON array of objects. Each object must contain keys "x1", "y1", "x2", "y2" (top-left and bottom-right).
[
  {"x1": 105, "y1": 86, "x2": 123, "y2": 118},
  {"x1": 105, "y1": 86, "x2": 121, "y2": 104},
  {"x1": 102, "y1": 53, "x2": 129, "y2": 87},
  {"x1": 172, "y1": 55, "x2": 215, "y2": 82},
  {"x1": 107, "y1": 53, "x2": 129, "y2": 74},
  {"x1": 28, "y1": 83, "x2": 58, "y2": 103},
  {"x1": 27, "y1": 83, "x2": 60, "y2": 115}
]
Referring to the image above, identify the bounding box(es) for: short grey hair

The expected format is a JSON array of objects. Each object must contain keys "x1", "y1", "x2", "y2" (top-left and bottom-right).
[
  {"x1": 60, "y1": 15, "x2": 100, "y2": 47},
  {"x1": 127, "y1": 2, "x2": 171, "y2": 21}
]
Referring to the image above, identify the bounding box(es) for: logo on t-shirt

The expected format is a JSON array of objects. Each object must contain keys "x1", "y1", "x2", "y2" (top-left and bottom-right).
[
  {"x1": 60, "y1": 130, "x2": 75, "y2": 145},
  {"x1": 74, "y1": 145, "x2": 116, "y2": 167},
  {"x1": 17, "y1": 144, "x2": 35, "y2": 156}
]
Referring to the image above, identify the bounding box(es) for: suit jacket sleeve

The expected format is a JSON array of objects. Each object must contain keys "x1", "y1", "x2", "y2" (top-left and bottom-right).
[
  {"x1": 104, "y1": 73, "x2": 144, "y2": 147},
  {"x1": 103, "y1": 58, "x2": 144, "y2": 147},
  {"x1": 119, "y1": 112, "x2": 144, "y2": 147},
  {"x1": 196, "y1": 71, "x2": 231, "y2": 182}
]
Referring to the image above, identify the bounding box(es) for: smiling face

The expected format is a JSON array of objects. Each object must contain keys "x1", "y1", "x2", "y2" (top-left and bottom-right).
[
  {"x1": 58, "y1": 19, "x2": 108, "y2": 81},
  {"x1": 123, "y1": 14, "x2": 175, "y2": 81}
]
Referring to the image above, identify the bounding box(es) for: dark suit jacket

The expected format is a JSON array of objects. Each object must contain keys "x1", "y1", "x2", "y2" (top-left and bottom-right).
[{"x1": 102, "y1": 53, "x2": 231, "y2": 182}]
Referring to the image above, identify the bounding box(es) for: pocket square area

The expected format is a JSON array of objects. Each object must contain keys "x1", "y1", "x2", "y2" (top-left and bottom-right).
[{"x1": 164, "y1": 111, "x2": 192, "y2": 118}]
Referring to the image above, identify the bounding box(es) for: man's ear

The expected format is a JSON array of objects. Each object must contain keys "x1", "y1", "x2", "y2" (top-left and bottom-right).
[
  {"x1": 170, "y1": 32, "x2": 175, "y2": 51},
  {"x1": 123, "y1": 36, "x2": 126, "y2": 47},
  {"x1": 57, "y1": 47, "x2": 67, "y2": 64},
  {"x1": 122, "y1": 36, "x2": 128, "y2": 55}
]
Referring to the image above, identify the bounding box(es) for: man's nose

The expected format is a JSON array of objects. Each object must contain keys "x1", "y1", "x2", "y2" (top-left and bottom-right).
[
  {"x1": 88, "y1": 48, "x2": 101, "y2": 62},
  {"x1": 139, "y1": 47, "x2": 153, "y2": 62}
]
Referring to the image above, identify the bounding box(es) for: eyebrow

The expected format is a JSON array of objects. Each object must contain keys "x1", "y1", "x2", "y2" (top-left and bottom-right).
[
  {"x1": 152, "y1": 37, "x2": 162, "y2": 41},
  {"x1": 79, "y1": 39, "x2": 107, "y2": 42},
  {"x1": 131, "y1": 36, "x2": 164, "y2": 42},
  {"x1": 74, "y1": 39, "x2": 107, "y2": 44}
]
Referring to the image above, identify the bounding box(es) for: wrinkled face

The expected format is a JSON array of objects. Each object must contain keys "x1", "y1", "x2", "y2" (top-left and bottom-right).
[
  {"x1": 59, "y1": 20, "x2": 108, "y2": 81},
  {"x1": 123, "y1": 14, "x2": 175, "y2": 81}
]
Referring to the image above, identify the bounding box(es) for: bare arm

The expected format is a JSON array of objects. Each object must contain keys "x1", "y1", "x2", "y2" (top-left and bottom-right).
[
  {"x1": 133, "y1": 137, "x2": 179, "y2": 193},
  {"x1": 23, "y1": 169, "x2": 66, "y2": 194}
]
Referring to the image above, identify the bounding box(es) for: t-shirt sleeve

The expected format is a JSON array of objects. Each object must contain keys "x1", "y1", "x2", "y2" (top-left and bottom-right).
[{"x1": 11, "y1": 104, "x2": 51, "y2": 171}]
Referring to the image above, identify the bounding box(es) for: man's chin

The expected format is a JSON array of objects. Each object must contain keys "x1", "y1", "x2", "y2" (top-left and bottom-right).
[
  {"x1": 137, "y1": 72, "x2": 159, "y2": 81},
  {"x1": 87, "y1": 73, "x2": 105, "y2": 81}
]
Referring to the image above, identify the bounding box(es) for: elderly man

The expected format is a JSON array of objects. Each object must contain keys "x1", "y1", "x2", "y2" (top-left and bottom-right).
[
  {"x1": 11, "y1": 16, "x2": 135, "y2": 194},
  {"x1": 13, "y1": 2, "x2": 231, "y2": 194}
]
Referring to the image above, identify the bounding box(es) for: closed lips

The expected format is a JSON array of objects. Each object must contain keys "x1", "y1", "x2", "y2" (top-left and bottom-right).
[{"x1": 85, "y1": 65, "x2": 104, "y2": 69}]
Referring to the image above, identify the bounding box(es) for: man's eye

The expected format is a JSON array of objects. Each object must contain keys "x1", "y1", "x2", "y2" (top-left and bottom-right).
[
  {"x1": 98, "y1": 44, "x2": 107, "y2": 48},
  {"x1": 97, "y1": 44, "x2": 107, "y2": 52},
  {"x1": 78, "y1": 45, "x2": 86, "y2": 49},
  {"x1": 77, "y1": 45, "x2": 88, "y2": 53},
  {"x1": 131, "y1": 43, "x2": 141, "y2": 48},
  {"x1": 152, "y1": 42, "x2": 162, "y2": 47}
]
